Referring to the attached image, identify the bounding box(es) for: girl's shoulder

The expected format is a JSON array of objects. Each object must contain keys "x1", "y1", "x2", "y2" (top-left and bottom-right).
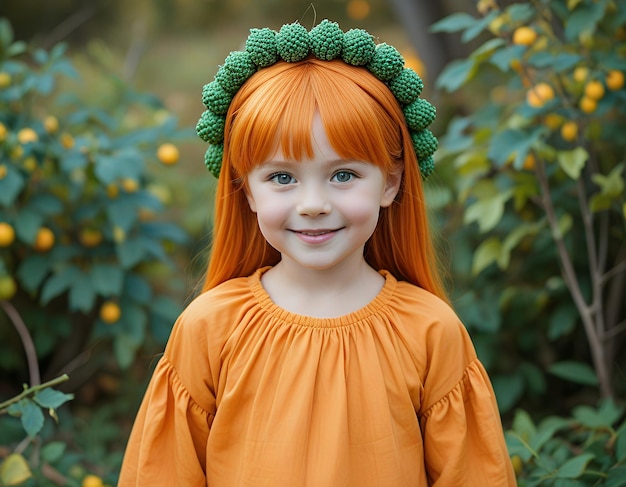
[{"x1": 386, "y1": 275, "x2": 473, "y2": 351}]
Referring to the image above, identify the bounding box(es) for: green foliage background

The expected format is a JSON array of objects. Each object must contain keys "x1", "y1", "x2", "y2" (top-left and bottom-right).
[{"x1": 0, "y1": 0, "x2": 625, "y2": 485}]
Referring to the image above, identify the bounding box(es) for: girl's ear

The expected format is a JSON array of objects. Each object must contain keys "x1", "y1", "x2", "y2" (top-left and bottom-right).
[
  {"x1": 245, "y1": 188, "x2": 258, "y2": 213},
  {"x1": 381, "y1": 167, "x2": 403, "y2": 208}
]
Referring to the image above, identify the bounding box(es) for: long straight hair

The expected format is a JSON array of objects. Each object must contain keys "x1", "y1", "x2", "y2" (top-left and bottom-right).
[{"x1": 202, "y1": 57, "x2": 448, "y2": 302}]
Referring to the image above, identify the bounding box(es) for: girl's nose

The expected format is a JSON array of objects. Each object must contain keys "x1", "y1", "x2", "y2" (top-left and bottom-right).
[{"x1": 296, "y1": 185, "x2": 332, "y2": 216}]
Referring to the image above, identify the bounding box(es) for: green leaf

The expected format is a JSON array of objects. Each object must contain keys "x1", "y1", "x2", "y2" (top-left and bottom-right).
[
  {"x1": 556, "y1": 213, "x2": 573, "y2": 239},
  {"x1": 107, "y1": 198, "x2": 139, "y2": 233},
  {"x1": 489, "y1": 45, "x2": 527, "y2": 71},
  {"x1": 14, "y1": 208, "x2": 44, "y2": 244},
  {"x1": 7, "y1": 40, "x2": 27, "y2": 56},
  {"x1": 506, "y1": 3, "x2": 536, "y2": 22},
  {"x1": 591, "y1": 163, "x2": 624, "y2": 198},
  {"x1": 548, "y1": 361, "x2": 599, "y2": 386},
  {"x1": 573, "y1": 400, "x2": 624, "y2": 429},
  {"x1": 512, "y1": 409, "x2": 537, "y2": 439},
  {"x1": 556, "y1": 453, "x2": 595, "y2": 478},
  {"x1": 41, "y1": 442, "x2": 67, "y2": 464},
  {"x1": 548, "y1": 305, "x2": 578, "y2": 340},
  {"x1": 492, "y1": 373, "x2": 524, "y2": 412},
  {"x1": 91, "y1": 264, "x2": 124, "y2": 297},
  {"x1": 120, "y1": 302, "x2": 147, "y2": 345},
  {"x1": 462, "y1": 10, "x2": 499, "y2": 43},
  {"x1": 435, "y1": 58, "x2": 476, "y2": 92},
  {"x1": 69, "y1": 272, "x2": 96, "y2": 312},
  {"x1": 528, "y1": 52, "x2": 582, "y2": 71},
  {"x1": 430, "y1": 13, "x2": 478, "y2": 33},
  {"x1": 0, "y1": 453, "x2": 32, "y2": 486},
  {"x1": 116, "y1": 239, "x2": 145, "y2": 268},
  {"x1": 34, "y1": 388, "x2": 74, "y2": 409},
  {"x1": 0, "y1": 165, "x2": 25, "y2": 207},
  {"x1": 605, "y1": 467, "x2": 626, "y2": 487},
  {"x1": 564, "y1": 1, "x2": 606, "y2": 41},
  {"x1": 123, "y1": 273, "x2": 153, "y2": 303},
  {"x1": 0, "y1": 18, "x2": 15, "y2": 47},
  {"x1": 40, "y1": 265, "x2": 81, "y2": 305},
  {"x1": 20, "y1": 399, "x2": 45, "y2": 437},
  {"x1": 471, "y1": 38, "x2": 506, "y2": 61},
  {"x1": 488, "y1": 128, "x2": 545, "y2": 169},
  {"x1": 464, "y1": 190, "x2": 512, "y2": 233},
  {"x1": 472, "y1": 237, "x2": 501, "y2": 275},
  {"x1": 27, "y1": 193, "x2": 64, "y2": 216},
  {"x1": 531, "y1": 416, "x2": 570, "y2": 452},
  {"x1": 616, "y1": 425, "x2": 626, "y2": 462},
  {"x1": 17, "y1": 255, "x2": 53, "y2": 292},
  {"x1": 114, "y1": 333, "x2": 139, "y2": 369},
  {"x1": 557, "y1": 147, "x2": 588, "y2": 180}
]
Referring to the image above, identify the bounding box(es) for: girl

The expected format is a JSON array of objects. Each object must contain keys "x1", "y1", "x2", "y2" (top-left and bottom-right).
[{"x1": 119, "y1": 20, "x2": 516, "y2": 486}]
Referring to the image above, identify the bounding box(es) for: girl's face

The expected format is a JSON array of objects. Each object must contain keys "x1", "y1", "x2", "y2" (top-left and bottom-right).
[{"x1": 245, "y1": 113, "x2": 401, "y2": 275}]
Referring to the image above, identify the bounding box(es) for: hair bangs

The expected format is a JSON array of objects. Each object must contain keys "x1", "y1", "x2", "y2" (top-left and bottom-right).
[{"x1": 225, "y1": 58, "x2": 404, "y2": 177}]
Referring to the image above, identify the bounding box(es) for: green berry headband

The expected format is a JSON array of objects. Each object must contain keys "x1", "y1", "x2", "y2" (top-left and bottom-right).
[{"x1": 196, "y1": 19, "x2": 438, "y2": 179}]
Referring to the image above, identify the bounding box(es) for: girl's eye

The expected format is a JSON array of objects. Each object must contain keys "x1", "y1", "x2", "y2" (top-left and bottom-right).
[
  {"x1": 332, "y1": 171, "x2": 355, "y2": 183},
  {"x1": 270, "y1": 173, "x2": 296, "y2": 185}
]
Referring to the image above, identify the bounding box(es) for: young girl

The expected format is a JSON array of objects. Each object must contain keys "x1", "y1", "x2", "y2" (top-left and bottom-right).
[{"x1": 119, "y1": 20, "x2": 516, "y2": 486}]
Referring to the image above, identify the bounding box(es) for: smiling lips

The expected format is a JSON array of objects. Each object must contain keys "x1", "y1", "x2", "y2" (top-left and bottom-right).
[{"x1": 291, "y1": 228, "x2": 341, "y2": 244}]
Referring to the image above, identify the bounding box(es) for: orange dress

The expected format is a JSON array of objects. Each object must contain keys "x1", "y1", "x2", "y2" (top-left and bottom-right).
[{"x1": 118, "y1": 267, "x2": 516, "y2": 486}]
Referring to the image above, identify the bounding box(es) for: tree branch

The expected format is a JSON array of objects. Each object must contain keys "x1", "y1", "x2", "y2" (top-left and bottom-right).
[
  {"x1": 1, "y1": 300, "x2": 40, "y2": 387},
  {"x1": 0, "y1": 374, "x2": 69, "y2": 412}
]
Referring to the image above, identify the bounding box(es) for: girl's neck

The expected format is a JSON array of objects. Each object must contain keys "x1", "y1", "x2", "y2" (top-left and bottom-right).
[{"x1": 260, "y1": 259, "x2": 385, "y2": 318}]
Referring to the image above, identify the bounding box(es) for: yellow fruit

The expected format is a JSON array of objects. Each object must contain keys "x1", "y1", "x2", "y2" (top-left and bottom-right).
[
  {"x1": 584, "y1": 80, "x2": 605, "y2": 100},
  {"x1": 112, "y1": 226, "x2": 126, "y2": 243},
  {"x1": 0, "y1": 122, "x2": 7, "y2": 142},
  {"x1": 157, "y1": 143, "x2": 180, "y2": 165},
  {"x1": 79, "y1": 229, "x2": 103, "y2": 248},
  {"x1": 0, "y1": 72, "x2": 11, "y2": 88},
  {"x1": 82, "y1": 474, "x2": 104, "y2": 487},
  {"x1": 0, "y1": 275, "x2": 17, "y2": 300},
  {"x1": 523, "y1": 153, "x2": 536, "y2": 170},
  {"x1": 60, "y1": 132, "x2": 75, "y2": 149},
  {"x1": 511, "y1": 455, "x2": 523, "y2": 476},
  {"x1": 573, "y1": 66, "x2": 588, "y2": 83},
  {"x1": 100, "y1": 301, "x2": 121, "y2": 324},
  {"x1": 10, "y1": 145, "x2": 24, "y2": 160},
  {"x1": 346, "y1": 0, "x2": 370, "y2": 20},
  {"x1": 606, "y1": 70, "x2": 624, "y2": 91},
  {"x1": 560, "y1": 121, "x2": 578, "y2": 141},
  {"x1": 0, "y1": 222, "x2": 16, "y2": 247},
  {"x1": 526, "y1": 83, "x2": 554, "y2": 107},
  {"x1": 34, "y1": 227, "x2": 55, "y2": 252},
  {"x1": 44, "y1": 115, "x2": 59, "y2": 134},
  {"x1": 579, "y1": 96, "x2": 597, "y2": 113},
  {"x1": 544, "y1": 113, "x2": 563, "y2": 130},
  {"x1": 512, "y1": 26, "x2": 537, "y2": 46},
  {"x1": 121, "y1": 178, "x2": 139, "y2": 193},
  {"x1": 17, "y1": 127, "x2": 38, "y2": 144},
  {"x1": 22, "y1": 157, "x2": 37, "y2": 172},
  {"x1": 106, "y1": 184, "x2": 119, "y2": 199},
  {"x1": 488, "y1": 15, "x2": 506, "y2": 35},
  {"x1": 0, "y1": 164, "x2": 7, "y2": 180}
]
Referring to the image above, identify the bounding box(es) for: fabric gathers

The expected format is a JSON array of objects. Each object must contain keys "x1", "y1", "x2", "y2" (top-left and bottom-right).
[{"x1": 118, "y1": 267, "x2": 516, "y2": 486}]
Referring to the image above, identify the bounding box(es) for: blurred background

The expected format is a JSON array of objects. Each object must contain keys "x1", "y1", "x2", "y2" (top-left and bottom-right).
[{"x1": 1, "y1": 0, "x2": 625, "y2": 485}]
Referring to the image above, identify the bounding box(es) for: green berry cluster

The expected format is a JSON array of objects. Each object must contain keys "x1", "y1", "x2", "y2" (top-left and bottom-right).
[{"x1": 196, "y1": 19, "x2": 438, "y2": 179}]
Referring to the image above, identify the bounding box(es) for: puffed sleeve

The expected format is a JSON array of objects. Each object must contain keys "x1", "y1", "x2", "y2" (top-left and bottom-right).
[
  {"x1": 416, "y1": 304, "x2": 517, "y2": 486},
  {"x1": 420, "y1": 359, "x2": 516, "y2": 486},
  {"x1": 118, "y1": 293, "x2": 222, "y2": 487}
]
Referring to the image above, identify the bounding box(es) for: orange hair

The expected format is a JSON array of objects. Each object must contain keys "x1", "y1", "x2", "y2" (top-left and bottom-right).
[{"x1": 202, "y1": 57, "x2": 447, "y2": 302}]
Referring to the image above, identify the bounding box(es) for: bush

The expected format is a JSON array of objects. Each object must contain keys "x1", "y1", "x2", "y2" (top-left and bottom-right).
[
  {"x1": 0, "y1": 16, "x2": 191, "y2": 486},
  {"x1": 432, "y1": 0, "x2": 626, "y2": 483}
]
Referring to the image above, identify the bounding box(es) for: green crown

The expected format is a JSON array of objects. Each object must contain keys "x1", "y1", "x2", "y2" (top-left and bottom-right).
[{"x1": 196, "y1": 19, "x2": 438, "y2": 179}]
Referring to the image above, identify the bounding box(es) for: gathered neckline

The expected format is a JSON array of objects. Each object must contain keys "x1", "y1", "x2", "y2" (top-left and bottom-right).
[{"x1": 248, "y1": 267, "x2": 397, "y2": 328}]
